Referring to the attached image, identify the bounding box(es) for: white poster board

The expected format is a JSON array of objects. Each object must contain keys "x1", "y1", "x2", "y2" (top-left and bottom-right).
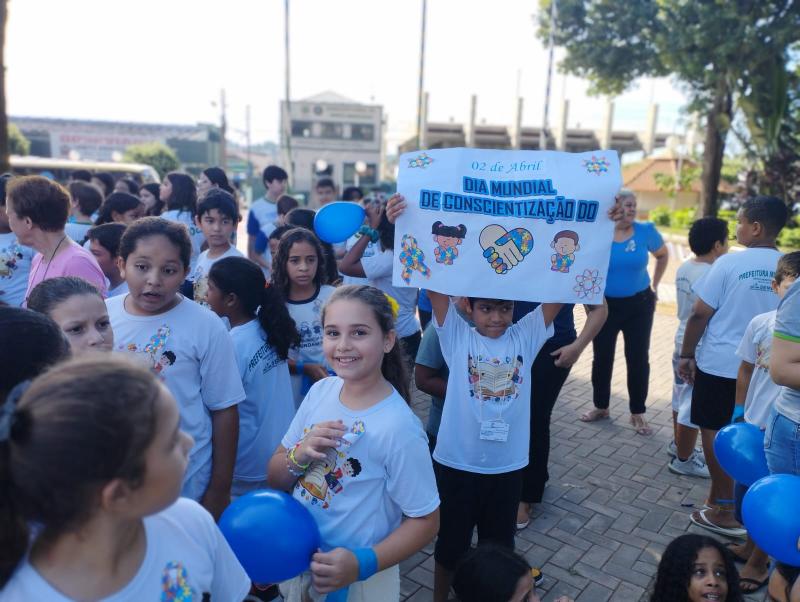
[{"x1": 392, "y1": 148, "x2": 621, "y2": 304}]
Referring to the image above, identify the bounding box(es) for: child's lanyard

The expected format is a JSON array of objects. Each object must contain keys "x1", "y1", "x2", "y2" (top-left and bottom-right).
[{"x1": 474, "y1": 338, "x2": 512, "y2": 443}]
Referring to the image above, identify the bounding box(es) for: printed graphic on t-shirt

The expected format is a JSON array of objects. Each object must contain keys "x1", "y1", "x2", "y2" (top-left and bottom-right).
[
  {"x1": 120, "y1": 325, "x2": 177, "y2": 378},
  {"x1": 755, "y1": 339, "x2": 771, "y2": 371},
  {"x1": 0, "y1": 241, "x2": 24, "y2": 278},
  {"x1": 295, "y1": 420, "x2": 365, "y2": 509},
  {"x1": 740, "y1": 268, "x2": 775, "y2": 293},
  {"x1": 467, "y1": 353, "x2": 524, "y2": 403},
  {"x1": 160, "y1": 561, "x2": 195, "y2": 601},
  {"x1": 298, "y1": 298, "x2": 325, "y2": 351},
  {"x1": 192, "y1": 271, "x2": 210, "y2": 307}
]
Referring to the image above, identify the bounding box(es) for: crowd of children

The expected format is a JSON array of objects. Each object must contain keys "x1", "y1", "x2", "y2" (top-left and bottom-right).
[{"x1": 1, "y1": 164, "x2": 799, "y2": 602}]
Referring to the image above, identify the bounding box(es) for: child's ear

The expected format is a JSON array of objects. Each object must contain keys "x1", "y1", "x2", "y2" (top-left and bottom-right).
[
  {"x1": 195, "y1": 215, "x2": 203, "y2": 228},
  {"x1": 384, "y1": 329, "x2": 397, "y2": 354},
  {"x1": 225, "y1": 292, "x2": 238, "y2": 308},
  {"x1": 100, "y1": 477, "x2": 135, "y2": 513},
  {"x1": 115, "y1": 256, "x2": 125, "y2": 279},
  {"x1": 772, "y1": 279, "x2": 780, "y2": 294}
]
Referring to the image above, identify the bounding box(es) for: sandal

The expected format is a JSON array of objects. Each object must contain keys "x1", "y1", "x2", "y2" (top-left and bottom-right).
[
  {"x1": 580, "y1": 409, "x2": 609, "y2": 422},
  {"x1": 530, "y1": 567, "x2": 544, "y2": 587},
  {"x1": 724, "y1": 542, "x2": 749, "y2": 563},
  {"x1": 630, "y1": 414, "x2": 653, "y2": 436},
  {"x1": 739, "y1": 576, "x2": 768, "y2": 592},
  {"x1": 689, "y1": 509, "x2": 747, "y2": 538}
]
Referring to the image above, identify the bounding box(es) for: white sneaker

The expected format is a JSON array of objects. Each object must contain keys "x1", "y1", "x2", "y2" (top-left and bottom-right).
[
  {"x1": 667, "y1": 440, "x2": 678, "y2": 458},
  {"x1": 669, "y1": 452, "x2": 710, "y2": 478}
]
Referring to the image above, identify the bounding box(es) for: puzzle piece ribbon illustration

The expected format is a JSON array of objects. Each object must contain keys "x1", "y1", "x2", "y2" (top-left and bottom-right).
[
  {"x1": 479, "y1": 225, "x2": 533, "y2": 274},
  {"x1": 398, "y1": 234, "x2": 431, "y2": 283}
]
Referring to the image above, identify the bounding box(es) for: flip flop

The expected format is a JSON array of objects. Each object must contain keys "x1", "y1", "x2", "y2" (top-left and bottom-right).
[
  {"x1": 739, "y1": 577, "x2": 769, "y2": 592},
  {"x1": 689, "y1": 509, "x2": 747, "y2": 538},
  {"x1": 580, "y1": 409, "x2": 610, "y2": 422},
  {"x1": 630, "y1": 415, "x2": 653, "y2": 436},
  {"x1": 531, "y1": 567, "x2": 544, "y2": 587},
  {"x1": 724, "y1": 542, "x2": 749, "y2": 563}
]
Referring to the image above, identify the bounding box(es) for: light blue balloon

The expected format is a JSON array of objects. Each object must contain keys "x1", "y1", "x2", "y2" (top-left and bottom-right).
[
  {"x1": 743, "y1": 474, "x2": 800, "y2": 565},
  {"x1": 714, "y1": 422, "x2": 770, "y2": 486},
  {"x1": 219, "y1": 489, "x2": 320, "y2": 584},
  {"x1": 314, "y1": 202, "x2": 366, "y2": 244}
]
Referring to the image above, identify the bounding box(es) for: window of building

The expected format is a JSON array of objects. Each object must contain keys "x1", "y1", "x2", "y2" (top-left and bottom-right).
[
  {"x1": 350, "y1": 124, "x2": 375, "y2": 141},
  {"x1": 319, "y1": 122, "x2": 344, "y2": 139},
  {"x1": 343, "y1": 162, "x2": 377, "y2": 186},
  {"x1": 291, "y1": 120, "x2": 312, "y2": 138}
]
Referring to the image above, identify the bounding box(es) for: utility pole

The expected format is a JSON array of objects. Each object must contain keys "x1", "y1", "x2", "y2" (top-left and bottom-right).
[
  {"x1": 540, "y1": 0, "x2": 557, "y2": 150},
  {"x1": 245, "y1": 104, "x2": 252, "y2": 187},
  {"x1": 415, "y1": 0, "x2": 427, "y2": 150},
  {"x1": 283, "y1": 0, "x2": 294, "y2": 183},
  {"x1": 219, "y1": 88, "x2": 227, "y2": 170}
]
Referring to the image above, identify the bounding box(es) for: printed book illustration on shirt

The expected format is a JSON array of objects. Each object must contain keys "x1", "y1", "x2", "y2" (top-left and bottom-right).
[
  {"x1": 0, "y1": 242, "x2": 24, "y2": 278},
  {"x1": 467, "y1": 354, "x2": 524, "y2": 403},
  {"x1": 296, "y1": 420, "x2": 365, "y2": 509},
  {"x1": 119, "y1": 325, "x2": 177, "y2": 380},
  {"x1": 192, "y1": 272, "x2": 210, "y2": 307}
]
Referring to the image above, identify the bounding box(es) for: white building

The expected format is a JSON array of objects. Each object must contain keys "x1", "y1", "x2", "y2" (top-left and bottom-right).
[{"x1": 280, "y1": 91, "x2": 383, "y2": 201}]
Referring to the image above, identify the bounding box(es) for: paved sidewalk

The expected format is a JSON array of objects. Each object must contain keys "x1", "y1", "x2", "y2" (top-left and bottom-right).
[{"x1": 403, "y1": 306, "x2": 765, "y2": 602}]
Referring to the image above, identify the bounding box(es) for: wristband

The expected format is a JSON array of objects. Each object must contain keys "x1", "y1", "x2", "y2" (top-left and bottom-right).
[
  {"x1": 353, "y1": 547, "x2": 378, "y2": 581},
  {"x1": 358, "y1": 225, "x2": 379, "y2": 243},
  {"x1": 731, "y1": 405, "x2": 745, "y2": 423},
  {"x1": 286, "y1": 444, "x2": 309, "y2": 477}
]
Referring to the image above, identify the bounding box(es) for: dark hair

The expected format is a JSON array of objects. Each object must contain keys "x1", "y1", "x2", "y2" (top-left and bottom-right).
[
  {"x1": 452, "y1": 544, "x2": 531, "y2": 602},
  {"x1": 432, "y1": 221, "x2": 467, "y2": 239},
  {"x1": 315, "y1": 177, "x2": 335, "y2": 191},
  {"x1": 0, "y1": 356, "x2": 162, "y2": 586},
  {"x1": 119, "y1": 216, "x2": 192, "y2": 269},
  {"x1": 269, "y1": 224, "x2": 294, "y2": 242},
  {"x1": 342, "y1": 186, "x2": 363, "y2": 202},
  {"x1": 86, "y1": 222, "x2": 127, "y2": 257},
  {"x1": 202, "y1": 167, "x2": 234, "y2": 194},
  {"x1": 209, "y1": 257, "x2": 300, "y2": 360},
  {"x1": 161, "y1": 350, "x2": 176, "y2": 365},
  {"x1": 7, "y1": 176, "x2": 70, "y2": 231},
  {"x1": 377, "y1": 209, "x2": 395, "y2": 252},
  {"x1": 465, "y1": 297, "x2": 514, "y2": 310},
  {"x1": 345, "y1": 457, "x2": 362, "y2": 476},
  {"x1": 776, "y1": 251, "x2": 800, "y2": 284},
  {"x1": 140, "y1": 183, "x2": 164, "y2": 216},
  {"x1": 285, "y1": 207, "x2": 316, "y2": 230},
  {"x1": 277, "y1": 195, "x2": 299, "y2": 216},
  {"x1": 552, "y1": 229, "x2": 578, "y2": 244},
  {"x1": 91, "y1": 172, "x2": 115, "y2": 196},
  {"x1": 197, "y1": 188, "x2": 239, "y2": 222},
  {"x1": 650, "y1": 534, "x2": 742, "y2": 602},
  {"x1": 95, "y1": 192, "x2": 142, "y2": 225},
  {"x1": 68, "y1": 182, "x2": 104, "y2": 217},
  {"x1": 322, "y1": 285, "x2": 410, "y2": 402},
  {"x1": 165, "y1": 172, "x2": 197, "y2": 215},
  {"x1": 28, "y1": 277, "x2": 103, "y2": 317},
  {"x1": 69, "y1": 169, "x2": 92, "y2": 183},
  {"x1": 741, "y1": 195, "x2": 789, "y2": 238},
  {"x1": 0, "y1": 173, "x2": 12, "y2": 206},
  {"x1": 271, "y1": 228, "x2": 326, "y2": 296},
  {"x1": 0, "y1": 307, "x2": 70, "y2": 400},
  {"x1": 262, "y1": 165, "x2": 288, "y2": 185},
  {"x1": 688, "y1": 217, "x2": 729, "y2": 255},
  {"x1": 117, "y1": 177, "x2": 139, "y2": 195}
]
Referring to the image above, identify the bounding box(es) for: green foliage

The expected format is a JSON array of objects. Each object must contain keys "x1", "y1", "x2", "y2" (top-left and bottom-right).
[
  {"x1": 653, "y1": 166, "x2": 701, "y2": 199},
  {"x1": 8, "y1": 124, "x2": 30, "y2": 155},
  {"x1": 123, "y1": 142, "x2": 179, "y2": 178},
  {"x1": 650, "y1": 206, "x2": 698, "y2": 229},
  {"x1": 650, "y1": 206, "x2": 671, "y2": 226},
  {"x1": 779, "y1": 226, "x2": 800, "y2": 250}
]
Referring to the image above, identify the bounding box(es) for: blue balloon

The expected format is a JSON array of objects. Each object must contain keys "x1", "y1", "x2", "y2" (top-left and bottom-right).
[
  {"x1": 743, "y1": 474, "x2": 800, "y2": 565},
  {"x1": 714, "y1": 422, "x2": 770, "y2": 486},
  {"x1": 219, "y1": 489, "x2": 320, "y2": 583},
  {"x1": 314, "y1": 202, "x2": 366, "y2": 244}
]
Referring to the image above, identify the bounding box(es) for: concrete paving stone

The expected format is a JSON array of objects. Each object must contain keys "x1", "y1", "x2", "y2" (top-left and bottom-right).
[
  {"x1": 400, "y1": 576, "x2": 421, "y2": 599},
  {"x1": 575, "y1": 528, "x2": 622, "y2": 552},
  {"x1": 400, "y1": 551, "x2": 428, "y2": 574},
  {"x1": 523, "y1": 544, "x2": 556, "y2": 569},
  {"x1": 637, "y1": 510, "x2": 671, "y2": 533},
  {"x1": 549, "y1": 543, "x2": 586, "y2": 570},
  {"x1": 557, "y1": 513, "x2": 590, "y2": 535},
  {"x1": 581, "y1": 544, "x2": 615, "y2": 568},
  {"x1": 609, "y1": 512, "x2": 642, "y2": 534},
  {"x1": 609, "y1": 582, "x2": 647, "y2": 602},
  {"x1": 541, "y1": 563, "x2": 591, "y2": 590},
  {"x1": 516, "y1": 529, "x2": 567, "y2": 552},
  {"x1": 584, "y1": 512, "x2": 615, "y2": 534},
  {"x1": 575, "y1": 582, "x2": 614, "y2": 602},
  {"x1": 604, "y1": 528, "x2": 651, "y2": 549},
  {"x1": 604, "y1": 562, "x2": 653, "y2": 589},
  {"x1": 402, "y1": 587, "x2": 432, "y2": 602},
  {"x1": 554, "y1": 497, "x2": 596, "y2": 520},
  {"x1": 546, "y1": 527, "x2": 594, "y2": 552},
  {"x1": 573, "y1": 561, "x2": 622, "y2": 591},
  {"x1": 406, "y1": 566, "x2": 435, "y2": 589},
  {"x1": 543, "y1": 582, "x2": 583, "y2": 602}
]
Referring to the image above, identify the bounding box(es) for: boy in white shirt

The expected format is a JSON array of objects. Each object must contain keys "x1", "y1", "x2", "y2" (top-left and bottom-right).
[
  {"x1": 679, "y1": 195, "x2": 788, "y2": 538},
  {"x1": 728, "y1": 252, "x2": 800, "y2": 593},
  {"x1": 668, "y1": 217, "x2": 729, "y2": 477},
  {"x1": 87, "y1": 223, "x2": 128, "y2": 297},
  {"x1": 65, "y1": 181, "x2": 103, "y2": 243},
  {"x1": 247, "y1": 164, "x2": 288, "y2": 275},
  {"x1": 190, "y1": 190, "x2": 242, "y2": 307}
]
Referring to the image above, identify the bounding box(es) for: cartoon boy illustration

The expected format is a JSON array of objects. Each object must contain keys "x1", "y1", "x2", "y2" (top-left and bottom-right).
[
  {"x1": 154, "y1": 350, "x2": 177, "y2": 374},
  {"x1": 324, "y1": 457, "x2": 362, "y2": 495},
  {"x1": 550, "y1": 230, "x2": 580, "y2": 273},
  {"x1": 431, "y1": 221, "x2": 467, "y2": 265}
]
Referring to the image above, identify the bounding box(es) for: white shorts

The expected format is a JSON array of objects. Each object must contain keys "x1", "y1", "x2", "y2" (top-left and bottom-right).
[
  {"x1": 672, "y1": 354, "x2": 697, "y2": 429},
  {"x1": 280, "y1": 564, "x2": 400, "y2": 602}
]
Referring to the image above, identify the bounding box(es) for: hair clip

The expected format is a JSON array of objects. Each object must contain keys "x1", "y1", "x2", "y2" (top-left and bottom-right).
[
  {"x1": 0, "y1": 380, "x2": 32, "y2": 442},
  {"x1": 383, "y1": 293, "x2": 399, "y2": 320}
]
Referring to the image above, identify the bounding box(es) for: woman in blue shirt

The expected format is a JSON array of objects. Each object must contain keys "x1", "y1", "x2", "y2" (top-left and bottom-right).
[{"x1": 582, "y1": 190, "x2": 669, "y2": 435}]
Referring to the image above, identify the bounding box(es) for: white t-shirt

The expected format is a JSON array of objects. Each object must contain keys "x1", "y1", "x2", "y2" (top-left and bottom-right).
[
  {"x1": 736, "y1": 310, "x2": 781, "y2": 429},
  {"x1": 341, "y1": 233, "x2": 377, "y2": 286},
  {"x1": 287, "y1": 285, "x2": 336, "y2": 405},
  {"x1": 106, "y1": 295, "x2": 245, "y2": 498},
  {"x1": 694, "y1": 248, "x2": 782, "y2": 378},
  {"x1": 162, "y1": 210, "x2": 206, "y2": 271},
  {"x1": 0, "y1": 498, "x2": 249, "y2": 602},
  {"x1": 107, "y1": 281, "x2": 129, "y2": 298},
  {"x1": 249, "y1": 197, "x2": 278, "y2": 275},
  {"x1": 281, "y1": 377, "x2": 439, "y2": 550},
  {"x1": 64, "y1": 221, "x2": 93, "y2": 244},
  {"x1": 360, "y1": 249, "x2": 420, "y2": 338},
  {"x1": 189, "y1": 246, "x2": 243, "y2": 307},
  {"x1": 674, "y1": 259, "x2": 711, "y2": 352},
  {"x1": 230, "y1": 319, "x2": 295, "y2": 482},
  {"x1": 433, "y1": 302, "x2": 553, "y2": 474},
  {"x1": 0, "y1": 232, "x2": 34, "y2": 307}
]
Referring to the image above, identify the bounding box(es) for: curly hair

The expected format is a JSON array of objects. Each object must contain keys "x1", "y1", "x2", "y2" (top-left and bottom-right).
[
  {"x1": 270, "y1": 227, "x2": 326, "y2": 299},
  {"x1": 650, "y1": 534, "x2": 742, "y2": 602}
]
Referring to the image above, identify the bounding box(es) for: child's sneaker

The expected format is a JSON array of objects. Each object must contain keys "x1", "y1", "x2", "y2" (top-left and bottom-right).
[
  {"x1": 668, "y1": 452, "x2": 710, "y2": 478},
  {"x1": 667, "y1": 439, "x2": 678, "y2": 458}
]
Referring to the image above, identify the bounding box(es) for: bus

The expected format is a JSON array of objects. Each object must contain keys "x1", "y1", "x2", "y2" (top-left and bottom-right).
[{"x1": 9, "y1": 155, "x2": 160, "y2": 184}]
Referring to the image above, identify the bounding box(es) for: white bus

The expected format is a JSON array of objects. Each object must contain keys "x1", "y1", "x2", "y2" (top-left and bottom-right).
[{"x1": 9, "y1": 155, "x2": 160, "y2": 184}]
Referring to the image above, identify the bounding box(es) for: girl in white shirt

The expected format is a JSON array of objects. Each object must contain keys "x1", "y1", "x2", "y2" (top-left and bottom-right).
[
  {"x1": 0, "y1": 355, "x2": 250, "y2": 601},
  {"x1": 159, "y1": 172, "x2": 206, "y2": 270},
  {"x1": 272, "y1": 227, "x2": 337, "y2": 406},
  {"x1": 268, "y1": 285, "x2": 440, "y2": 602},
  {"x1": 206, "y1": 256, "x2": 300, "y2": 496}
]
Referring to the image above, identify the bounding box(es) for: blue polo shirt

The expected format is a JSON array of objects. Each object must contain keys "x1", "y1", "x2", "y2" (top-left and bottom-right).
[{"x1": 605, "y1": 222, "x2": 664, "y2": 298}]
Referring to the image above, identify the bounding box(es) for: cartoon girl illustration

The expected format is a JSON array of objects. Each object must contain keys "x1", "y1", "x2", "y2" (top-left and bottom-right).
[{"x1": 431, "y1": 221, "x2": 467, "y2": 265}]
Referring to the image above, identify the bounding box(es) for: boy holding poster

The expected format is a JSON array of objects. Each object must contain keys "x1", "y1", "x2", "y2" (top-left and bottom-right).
[{"x1": 387, "y1": 194, "x2": 562, "y2": 602}]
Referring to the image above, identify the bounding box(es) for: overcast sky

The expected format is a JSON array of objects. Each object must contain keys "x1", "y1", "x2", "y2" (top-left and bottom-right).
[{"x1": 7, "y1": 0, "x2": 691, "y2": 152}]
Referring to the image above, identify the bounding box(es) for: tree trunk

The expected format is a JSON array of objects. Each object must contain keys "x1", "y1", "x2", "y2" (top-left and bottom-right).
[
  {"x1": 0, "y1": 0, "x2": 8, "y2": 174},
  {"x1": 700, "y1": 79, "x2": 733, "y2": 217}
]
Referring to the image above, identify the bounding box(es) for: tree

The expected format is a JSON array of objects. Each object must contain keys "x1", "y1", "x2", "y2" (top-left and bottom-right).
[
  {"x1": 123, "y1": 142, "x2": 180, "y2": 178},
  {"x1": 8, "y1": 124, "x2": 29, "y2": 155},
  {"x1": 539, "y1": 0, "x2": 800, "y2": 216}
]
